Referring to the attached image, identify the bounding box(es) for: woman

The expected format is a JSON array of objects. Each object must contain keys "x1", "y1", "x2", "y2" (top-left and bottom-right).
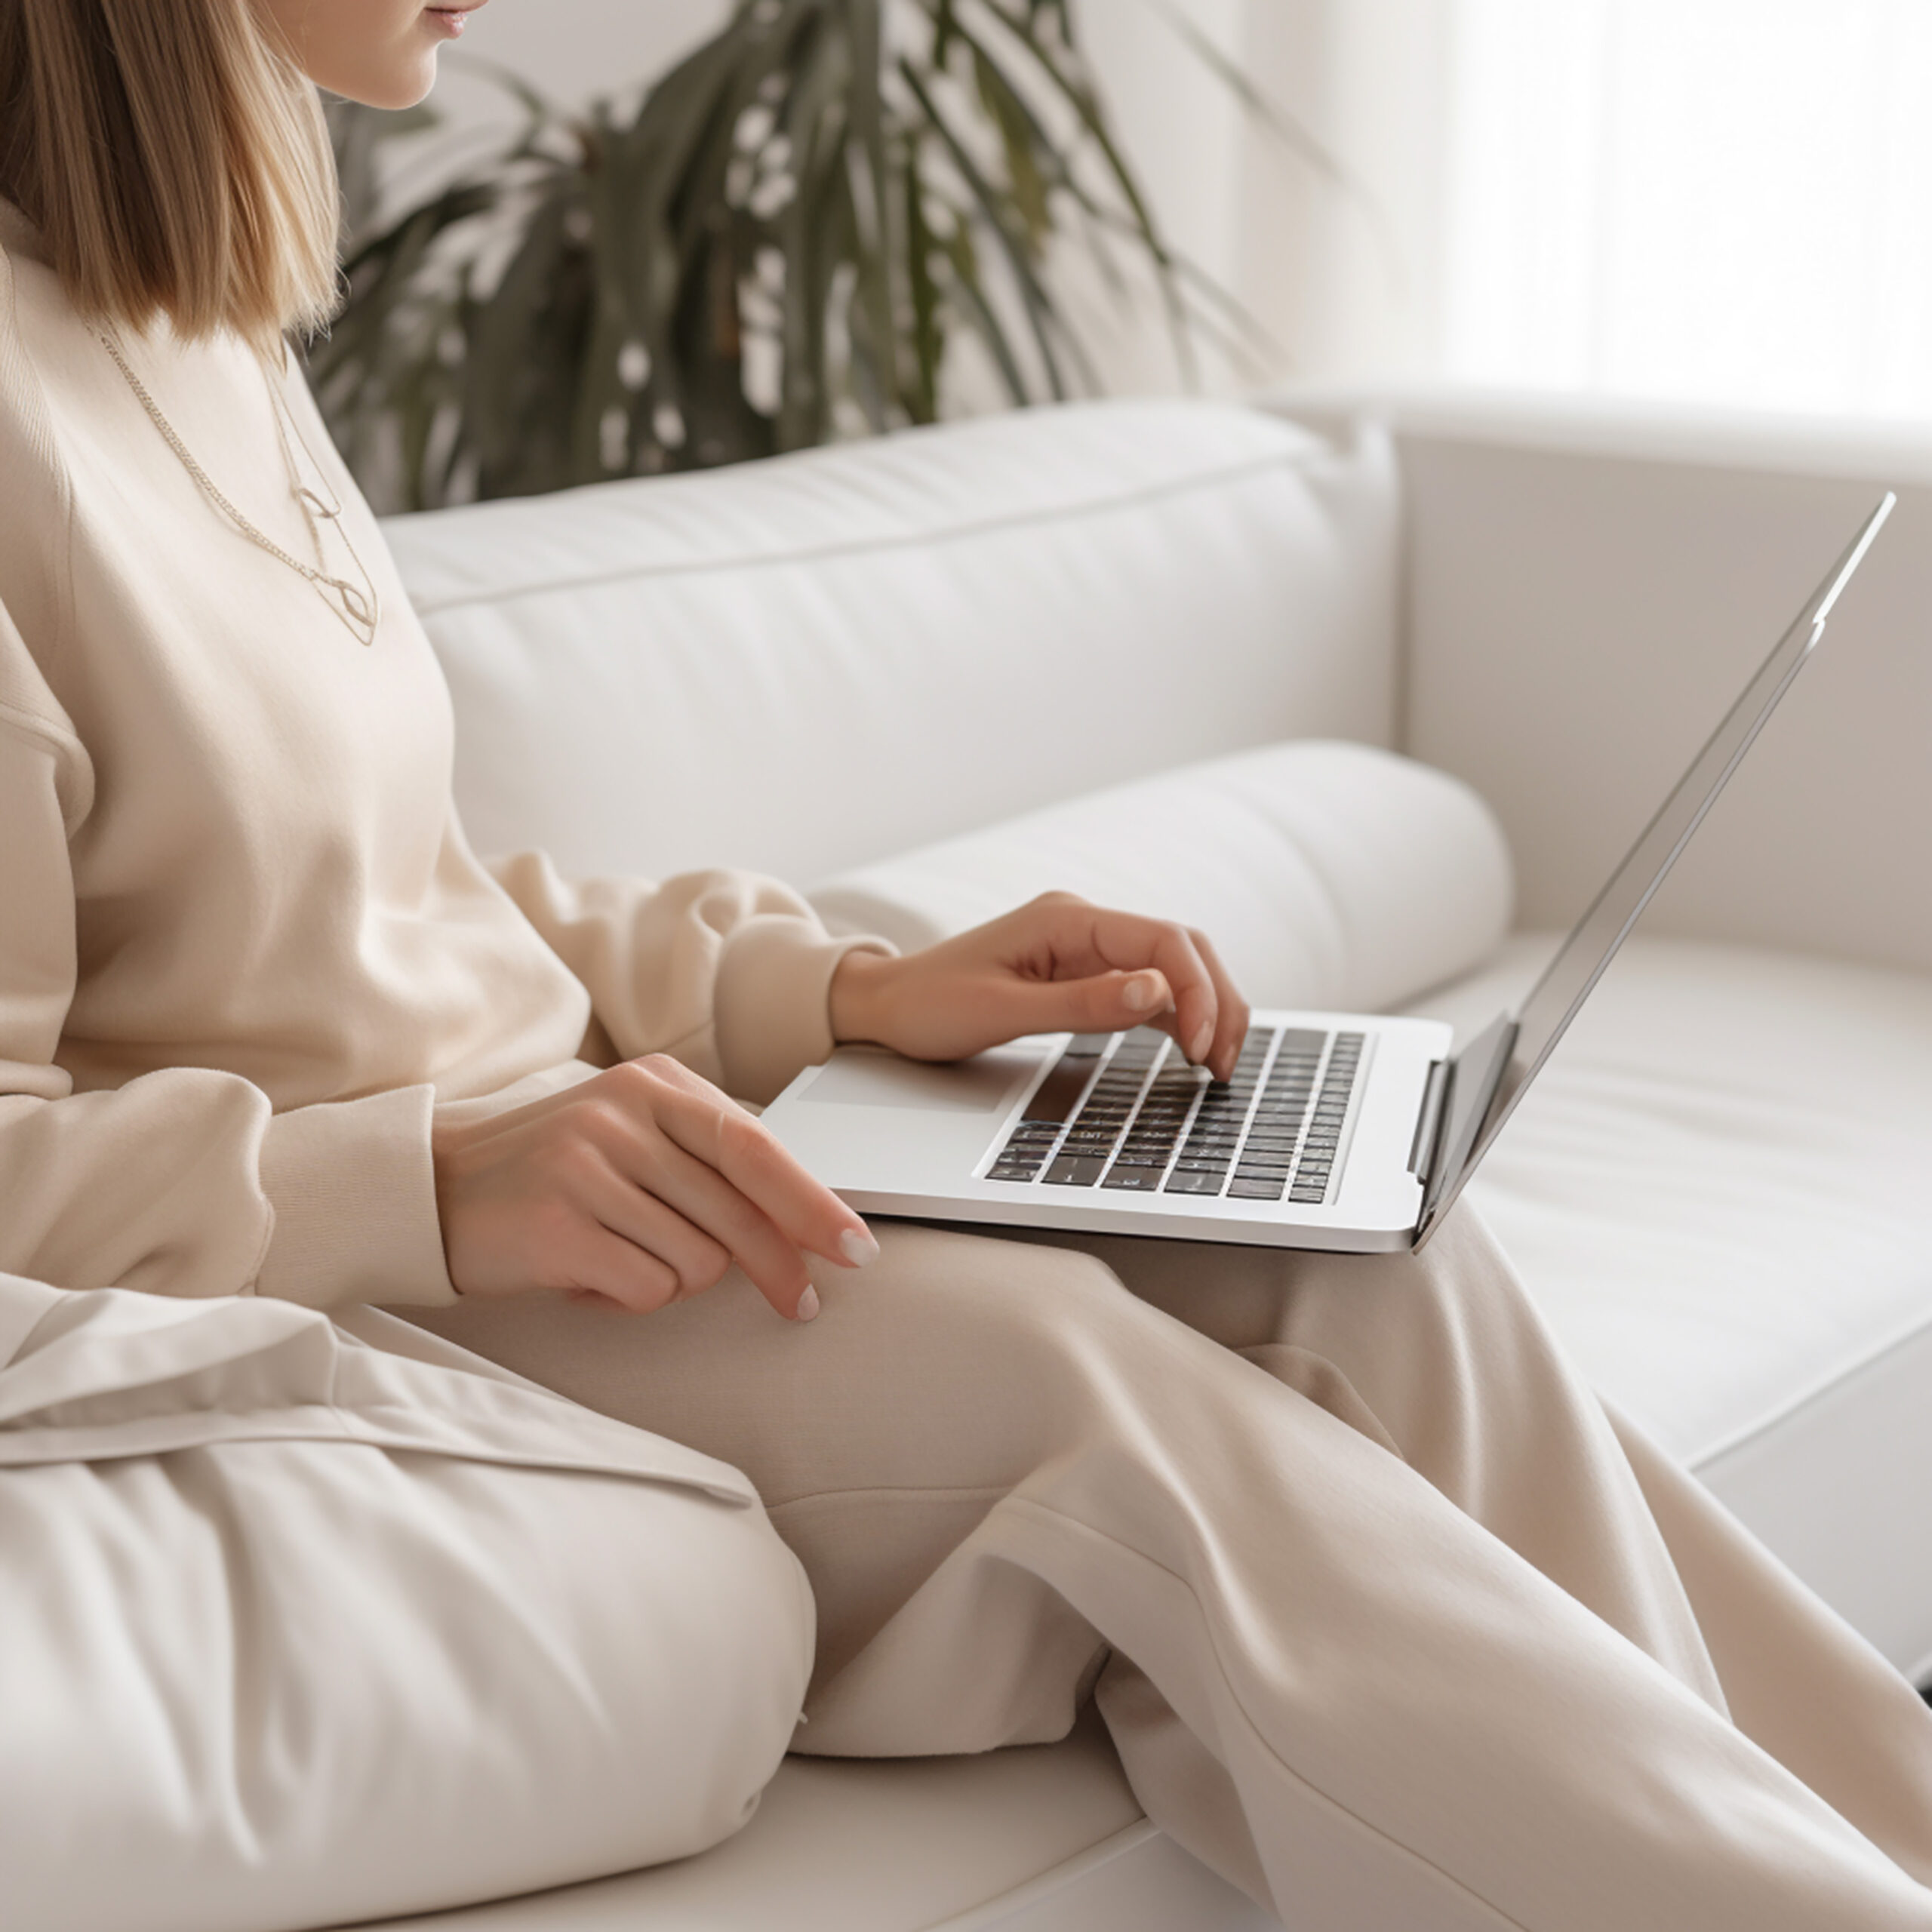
[{"x1": 2, "y1": 2, "x2": 1930, "y2": 1928}]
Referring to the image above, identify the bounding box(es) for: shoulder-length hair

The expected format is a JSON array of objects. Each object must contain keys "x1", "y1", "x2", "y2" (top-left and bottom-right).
[{"x1": 0, "y1": 0, "x2": 339, "y2": 347}]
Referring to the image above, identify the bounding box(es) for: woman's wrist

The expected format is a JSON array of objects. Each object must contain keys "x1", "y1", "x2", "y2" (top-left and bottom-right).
[{"x1": 829, "y1": 947, "x2": 897, "y2": 1046}]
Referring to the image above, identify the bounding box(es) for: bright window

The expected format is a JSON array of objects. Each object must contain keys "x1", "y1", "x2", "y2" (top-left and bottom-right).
[
  {"x1": 1439, "y1": 0, "x2": 1932, "y2": 417},
  {"x1": 1444, "y1": 2, "x2": 1932, "y2": 417}
]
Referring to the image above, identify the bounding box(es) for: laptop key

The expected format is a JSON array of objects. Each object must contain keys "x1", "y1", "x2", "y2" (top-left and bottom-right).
[
  {"x1": 1229, "y1": 1177, "x2": 1286, "y2": 1199},
  {"x1": 1044, "y1": 1155, "x2": 1108, "y2": 1186},
  {"x1": 1102, "y1": 1166, "x2": 1167, "y2": 1191},
  {"x1": 1164, "y1": 1169, "x2": 1226, "y2": 1195}
]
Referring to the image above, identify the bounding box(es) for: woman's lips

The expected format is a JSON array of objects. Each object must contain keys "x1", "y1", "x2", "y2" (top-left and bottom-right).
[{"x1": 425, "y1": 6, "x2": 474, "y2": 35}]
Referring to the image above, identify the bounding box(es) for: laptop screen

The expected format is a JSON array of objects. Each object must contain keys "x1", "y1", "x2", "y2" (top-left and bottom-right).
[{"x1": 1417, "y1": 492, "x2": 1894, "y2": 1243}]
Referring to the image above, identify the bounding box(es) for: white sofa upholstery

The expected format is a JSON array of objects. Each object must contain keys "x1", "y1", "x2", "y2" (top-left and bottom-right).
[
  {"x1": 389, "y1": 401, "x2": 1398, "y2": 886},
  {"x1": 1318, "y1": 386, "x2": 1932, "y2": 1682},
  {"x1": 359, "y1": 394, "x2": 1932, "y2": 1932},
  {"x1": 810, "y1": 737, "x2": 1515, "y2": 1013}
]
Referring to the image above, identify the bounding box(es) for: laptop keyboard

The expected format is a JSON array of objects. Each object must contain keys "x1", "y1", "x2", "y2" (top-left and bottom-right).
[{"x1": 983, "y1": 1025, "x2": 1366, "y2": 1204}]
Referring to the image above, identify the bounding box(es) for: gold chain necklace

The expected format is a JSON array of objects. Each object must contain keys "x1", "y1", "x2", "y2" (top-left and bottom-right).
[{"x1": 96, "y1": 331, "x2": 381, "y2": 648}]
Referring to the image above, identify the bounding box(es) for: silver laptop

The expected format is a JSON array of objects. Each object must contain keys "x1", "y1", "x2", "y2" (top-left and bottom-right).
[{"x1": 764, "y1": 497, "x2": 1894, "y2": 1254}]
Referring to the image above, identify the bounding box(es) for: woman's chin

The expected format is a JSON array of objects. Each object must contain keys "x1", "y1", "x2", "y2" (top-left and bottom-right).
[{"x1": 322, "y1": 48, "x2": 441, "y2": 112}]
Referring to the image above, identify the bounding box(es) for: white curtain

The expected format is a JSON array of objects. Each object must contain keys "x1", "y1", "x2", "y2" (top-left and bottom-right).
[
  {"x1": 1087, "y1": 0, "x2": 1932, "y2": 421},
  {"x1": 1438, "y1": 0, "x2": 1932, "y2": 417}
]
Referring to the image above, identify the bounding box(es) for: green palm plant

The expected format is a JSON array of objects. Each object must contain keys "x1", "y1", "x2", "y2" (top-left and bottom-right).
[{"x1": 309, "y1": 0, "x2": 1297, "y2": 512}]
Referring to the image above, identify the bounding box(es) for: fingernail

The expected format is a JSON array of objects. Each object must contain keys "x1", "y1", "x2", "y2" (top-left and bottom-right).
[
  {"x1": 839, "y1": 1226, "x2": 880, "y2": 1268},
  {"x1": 795, "y1": 1285, "x2": 820, "y2": 1323},
  {"x1": 1123, "y1": 973, "x2": 1159, "y2": 1012},
  {"x1": 1191, "y1": 1022, "x2": 1214, "y2": 1062}
]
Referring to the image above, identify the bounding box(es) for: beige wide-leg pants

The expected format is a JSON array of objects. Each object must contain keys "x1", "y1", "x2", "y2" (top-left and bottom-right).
[{"x1": 404, "y1": 1207, "x2": 1932, "y2": 1930}]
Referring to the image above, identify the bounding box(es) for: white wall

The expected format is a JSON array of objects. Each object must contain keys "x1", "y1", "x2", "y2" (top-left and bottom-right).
[
  {"x1": 443, "y1": 2, "x2": 728, "y2": 106},
  {"x1": 399, "y1": 2, "x2": 728, "y2": 187}
]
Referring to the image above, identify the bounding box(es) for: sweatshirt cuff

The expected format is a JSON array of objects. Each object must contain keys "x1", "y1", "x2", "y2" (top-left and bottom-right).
[
  {"x1": 712, "y1": 917, "x2": 895, "y2": 1105},
  {"x1": 256, "y1": 1086, "x2": 456, "y2": 1309}
]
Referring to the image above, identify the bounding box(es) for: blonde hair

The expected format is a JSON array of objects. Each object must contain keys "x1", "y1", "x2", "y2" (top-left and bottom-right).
[{"x1": 0, "y1": 0, "x2": 339, "y2": 346}]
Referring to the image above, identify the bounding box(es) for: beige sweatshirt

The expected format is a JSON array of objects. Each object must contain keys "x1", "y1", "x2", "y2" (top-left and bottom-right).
[{"x1": 0, "y1": 202, "x2": 883, "y2": 1312}]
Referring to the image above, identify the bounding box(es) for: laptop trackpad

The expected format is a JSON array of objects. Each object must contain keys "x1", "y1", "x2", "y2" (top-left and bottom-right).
[{"x1": 801, "y1": 1047, "x2": 1037, "y2": 1114}]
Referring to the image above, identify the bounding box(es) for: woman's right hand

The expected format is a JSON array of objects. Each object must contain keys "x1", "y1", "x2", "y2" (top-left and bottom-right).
[{"x1": 430, "y1": 1055, "x2": 877, "y2": 1321}]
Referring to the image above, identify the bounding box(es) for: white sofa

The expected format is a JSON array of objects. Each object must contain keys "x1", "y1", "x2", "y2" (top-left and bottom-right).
[{"x1": 355, "y1": 392, "x2": 1932, "y2": 1932}]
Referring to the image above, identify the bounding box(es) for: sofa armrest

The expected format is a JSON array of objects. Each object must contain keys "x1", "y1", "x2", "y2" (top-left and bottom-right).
[{"x1": 1267, "y1": 388, "x2": 1932, "y2": 977}]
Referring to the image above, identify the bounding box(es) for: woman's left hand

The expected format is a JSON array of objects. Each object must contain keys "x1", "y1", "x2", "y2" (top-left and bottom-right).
[{"x1": 829, "y1": 893, "x2": 1250, "y2": 1083}]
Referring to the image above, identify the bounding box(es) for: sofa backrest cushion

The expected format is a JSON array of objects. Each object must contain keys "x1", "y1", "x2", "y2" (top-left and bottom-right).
[{"x1": 383, "y1": 400, "x2": 1398, "y2": 888}]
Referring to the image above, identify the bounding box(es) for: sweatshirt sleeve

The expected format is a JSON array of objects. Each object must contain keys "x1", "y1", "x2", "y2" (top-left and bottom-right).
[
  {"x1": 0, "y1": 613, "x2": 455, "y2": 1310},
  {"x1": 486, "y1": 851, "x2": 894, "y2": 1105}
]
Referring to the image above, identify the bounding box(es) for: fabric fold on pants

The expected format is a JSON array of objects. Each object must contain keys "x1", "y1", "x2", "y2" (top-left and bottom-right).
[{"x1": 0, "y1": 1269, "x2": 755, "y2": 1502}]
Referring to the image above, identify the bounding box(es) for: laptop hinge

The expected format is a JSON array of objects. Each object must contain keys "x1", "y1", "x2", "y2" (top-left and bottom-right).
[
  {"x1": 1414, "y1": 1013, "x2": 1518, "y2": 1248},
  {"x1": 1407, "y1": 1058, "x2": 1450, "y2": 1181}
]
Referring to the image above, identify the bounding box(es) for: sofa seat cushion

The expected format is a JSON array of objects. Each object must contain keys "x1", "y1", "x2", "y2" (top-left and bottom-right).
[
  {"x1": 383, "y1": 400, "x2": 1398, "y2": 890},
  {"x1": 1404, "y1": 935, "x2": 1932, "y2": 1676},
  {"x1": 352, "y1": 1709, "x2": 1274, "y2": 1932},
  {"x1": 809, "y1": 739, "x2": 1513, "y2": 1015}
]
